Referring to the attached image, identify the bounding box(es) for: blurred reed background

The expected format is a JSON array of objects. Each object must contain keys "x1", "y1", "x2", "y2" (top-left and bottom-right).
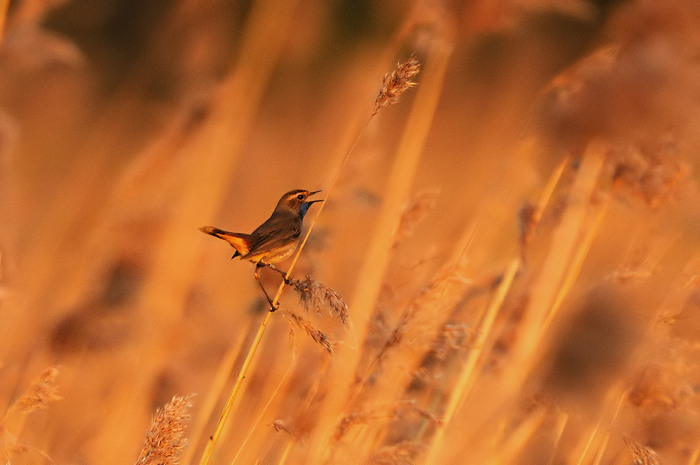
[{"x1": 1, "y1": 0, "x2": 699, "y2": 464}]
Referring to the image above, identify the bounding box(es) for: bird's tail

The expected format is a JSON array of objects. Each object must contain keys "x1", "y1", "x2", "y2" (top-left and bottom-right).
[{"x1": 199, "y1": 226, "x2": 252, "y2": 258}]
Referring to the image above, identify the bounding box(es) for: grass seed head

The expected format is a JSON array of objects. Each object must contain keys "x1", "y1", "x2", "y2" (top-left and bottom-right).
[
  {"x1": 393, "y1": 189, "x2": 439, "y2": 247},
  {"x1": 335, "y1": 401, "x2": 439, "y2": 441},
  {"x1": 373, "y1": 55, "x2": 421, "y2": 116},
  {"x1": 271, "y1": 420, "x2": 297, "y2": 439},
  {"x1": 16, "y1": 366, "x2": 62, "y2": 413},
  {"x1": 291, "y1": 276, "x2": 349, "y2": 326},
  {"x1": 283, "y1": 310, "x2": 334, "y2": 353},
  {"x1": 363, "y1": 440, "x2": 423, "y2": 465},
  {"x1": 135, "y1": 394, "x2": 194, "y2": 465},
  {"x1": 626, "y1": 438, "x2": 660, "y2": 465}
]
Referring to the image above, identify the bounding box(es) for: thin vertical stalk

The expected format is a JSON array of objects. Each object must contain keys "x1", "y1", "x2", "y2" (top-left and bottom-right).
[
  {"x1": 189, "y1": 0, "x2": 302, "y2": 461},
  {"x1": 230, "y1": 358, "x2": 296, "y2": 464},
  {"x1": 424, "y1": 154, "x2": 569, "y2": 465},
  {"x1": 589, "y1": 392, "x2": 627, "y2": 465},
  {"x1": 548, "y1": 413, "x2": 569, "y2": 465},
  {"x1": 308, "y1": 41, "x2": 453, "y2": 464},
  {"x1": 544, "y1": 190, "x2": 612, "y2": 330},
  {"x1": 492, "y1": 408, "x2": 547, "y2": 465},
  {"x1": 508, "y1": 141, "x2": 607, "y2": 388},
  {"x1": 180, "y1": 330, "x2": 247, "y2": 465},
  {"x1": 197, "y1": 311, "x2": 273, "y2": 465},
  {"x1": 423, "y1": 257, "x2": 519, "y2": 465}
]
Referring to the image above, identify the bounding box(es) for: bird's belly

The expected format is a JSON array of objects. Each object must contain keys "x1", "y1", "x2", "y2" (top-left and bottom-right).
[{"x1": 248, "y1": 241, "x2": 299, "y2": 265}]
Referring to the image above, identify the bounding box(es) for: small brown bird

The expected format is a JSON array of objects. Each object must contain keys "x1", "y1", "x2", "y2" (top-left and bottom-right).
[{"x1": 200, "y1": 189, "x2": 322, "y2": 310}]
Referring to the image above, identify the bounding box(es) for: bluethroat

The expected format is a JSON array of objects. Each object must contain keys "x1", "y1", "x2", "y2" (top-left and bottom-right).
[{"x1": 200, "y1": 189, "x2": 322, "y2": 311}]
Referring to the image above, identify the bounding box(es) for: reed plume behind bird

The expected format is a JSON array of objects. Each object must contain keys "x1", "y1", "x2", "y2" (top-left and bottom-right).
[{"x1": 200, "y1": 189, "x2": 322, "y2": 310}]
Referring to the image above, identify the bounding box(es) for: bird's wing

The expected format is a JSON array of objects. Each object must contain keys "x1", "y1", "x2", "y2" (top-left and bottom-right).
[
  {"x1": 246, "y1": 214, "x2": 301, "y2": 258},
  {"x1": 199, "y1": 226, "x2": 252, "y2": 256}
]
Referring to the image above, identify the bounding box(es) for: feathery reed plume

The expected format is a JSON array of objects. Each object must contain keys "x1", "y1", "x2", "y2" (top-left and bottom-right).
[
  {"x1": 518, "y1": 203, "x2": 538, "y2": 252},
  {"x1": 609, "y1": 141, "x2": 685, "y2": 206},
  {"x1": 372, "y1": 55, "x2": 421, "y2": 116},
  {"x1": 271, "y1": 420, "x2": 298, "y2": 439},
  {"x1": 0, "y1": 427, "x2": 27, "y2": 462},
  {"x1": 0, "y1": 425, "x2": 55, "y2": 465},
  {"x1": 1, "y1": 367, "x2": 61, "y2": 463},
  {"x1": 429, "y1": 322, "x2": 473, "y2": 362},
  {"x1": 282, "y1": 310, "x2": 334, "y2": 353},
  {"x1": 135, "y1": 394, "x2": 194, "y2": 465},
  {"x1": 14, "y1": 366, "x2": 62, "y2": 413},
  {"x1": 627, "y1": 363, "x2": 688, "y2": 409},
  {"x1": 335, "y1": 401, "x2": 439, "y2": 441},
  {"x1": 291, "y1": 276, "x2": 349, "y2": 325},
  {"x1": 393, "y1": 188, "x2": 439, "y2": 247},
  {"x1": 626, "y1": 438, "x2": 659, "y2": 465},
  {"x1": 363, "y1": 440, "x2": 423, "y2": 465},
  {"x1": 364, "y1": 261, "x2": 471, "y2": 376}
]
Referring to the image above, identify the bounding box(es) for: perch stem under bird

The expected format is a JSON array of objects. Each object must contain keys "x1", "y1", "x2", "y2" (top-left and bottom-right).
[{"x1": 200, "y1": 189, "x2": 322, "y2": 311}]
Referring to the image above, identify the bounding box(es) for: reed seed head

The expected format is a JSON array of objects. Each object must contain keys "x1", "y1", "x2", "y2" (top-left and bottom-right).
[
  {"x1": 271, "y1": 420, "x2": 297, "y2": 439},
  {"x1": 335, "y1": 401, "x2": 439, "y2": 441},
  {"x1": 283, "y1": 310, "x2": 334, "y2": 353},
  {"x1": 363, "y1": 440, "x2": 423, "y2": 465},
  {"x1": 135, "y1": 394, "x2": 194, "y2": 465},
  {"x1": 626, "y1": 438, "x2": 660, "y2": 465},
  {"x1": 394, "y1": 189, "x2": 439, "y2": 247},
  {"x1": 373, "y1": 55, "x2": 421, "y2": 116},
  {"x1": 0, "y1": 427, "x2": 29, "y2": 460},
  {"x1": 16, "y1": 366, "x2": 62, "y2": 413},
  {"x1": 291, "y1": 276, "x2": 349, "y2": 326}
]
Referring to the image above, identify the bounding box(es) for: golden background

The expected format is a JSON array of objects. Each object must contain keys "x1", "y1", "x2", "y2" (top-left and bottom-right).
[{"x1": 1, "y1": 1, "x2": 699, "y2": 464}]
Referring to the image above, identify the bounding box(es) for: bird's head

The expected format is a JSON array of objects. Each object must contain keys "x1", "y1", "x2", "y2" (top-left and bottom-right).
[{"x1": 276, "y1": 189, "x2": 323, "y2": 219}]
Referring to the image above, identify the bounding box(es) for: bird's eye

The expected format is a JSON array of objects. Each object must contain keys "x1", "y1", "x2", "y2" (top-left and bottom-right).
[{"x1": 297, "y1": 194, "x2": 304, "y2": 200}]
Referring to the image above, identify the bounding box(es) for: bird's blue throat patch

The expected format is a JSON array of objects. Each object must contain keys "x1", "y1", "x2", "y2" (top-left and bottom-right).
[{"x1": 299, "y1": 202, "x2": 312, "y2": 219}]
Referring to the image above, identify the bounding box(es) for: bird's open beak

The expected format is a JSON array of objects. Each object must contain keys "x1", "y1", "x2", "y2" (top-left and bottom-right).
[{"x1": 308, "y1": 190, "x2": 323, "y2": 203}]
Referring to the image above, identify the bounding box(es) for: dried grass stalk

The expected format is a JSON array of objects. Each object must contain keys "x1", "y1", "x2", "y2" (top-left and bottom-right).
[
  {"x1": 0, "y1": 429, "x2": 53, "y2": 464},
  {"x1": 0, "y1": 427, "x2": 28, "y2": 459},
  {"x1": 393, "y1": 189, "x2": 439, "y2": 246},
  {"x1": 367, "y1": 262, "x2": 471, "y2": 377},
  {"x1": 283, "y1": 310, "x2": 334, "y2": 353},
  {"x1": 135, "y1": 394, "x2": 194, "y2": 465},
  {"x1": 16, "y1": 366, "x2": 62, "y2": 413},
  {"x1": 1, "y1": 367, "x2": 60, "y2": 463},
  {"x1": 373, "y1": 55, "x2": 421, "y2": 116},
  {"x1": 363, "y1": 440, "x2": 423, "y2": 465},
  {"x1": 429, "y1": 322, "x2": 473, "y2": 362},
  {"x1": 610, "y1": 141, "x2": 685, "y2": 206},
  {"x1": 291, "y1": 276, "x2": 349, "y2": 326},
  {"x1": 311, "y1": 45, "x2": 450, "y2": 464},
  {"x1": 271, "y1": 420, "x2": 297, "y2": 439},
  {"x1": 335, "y1": 401, "x2": 439, "y2": 441}
]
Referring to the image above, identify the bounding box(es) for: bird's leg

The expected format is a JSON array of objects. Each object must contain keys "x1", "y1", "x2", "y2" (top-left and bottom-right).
[
  {"x1": 254, "y1": 264, "x2": 279, "y2": 311},
  {"x1": 265, "y1": 263, "x2": 291, "y2": 285}
]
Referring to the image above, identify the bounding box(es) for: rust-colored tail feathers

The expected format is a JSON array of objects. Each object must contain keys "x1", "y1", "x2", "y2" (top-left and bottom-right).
[{"x1": 199, "y1": 226, "x2": 251, "y2": 258}]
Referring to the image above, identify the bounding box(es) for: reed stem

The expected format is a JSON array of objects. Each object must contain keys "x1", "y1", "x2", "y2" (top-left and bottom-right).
[{"x1": 197, "y1": 311, "x2": 272, "y2": 465}]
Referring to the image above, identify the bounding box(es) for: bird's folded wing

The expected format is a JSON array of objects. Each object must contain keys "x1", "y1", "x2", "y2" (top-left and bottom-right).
[{"x1": 246, "y1": 225, "x2": 300, "y2": 258}]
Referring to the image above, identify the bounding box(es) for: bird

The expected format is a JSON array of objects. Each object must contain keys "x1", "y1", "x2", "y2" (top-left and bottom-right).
[{"x1": 200, "y1": 189, "x2": 322, "y2": 311}]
